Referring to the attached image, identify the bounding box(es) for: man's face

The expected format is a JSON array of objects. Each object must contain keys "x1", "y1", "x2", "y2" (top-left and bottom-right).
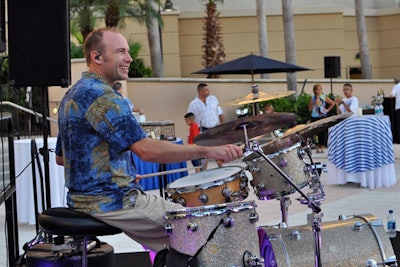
[
  {"x1": 200, "y1": 87, "x2": 210, "y2": 98},
  {"x1": 343, "y1": 86, "x2": 352, "y2": 97},
  {"x1": 99, "y1": 31, "x2": 132, "y2": 83}
]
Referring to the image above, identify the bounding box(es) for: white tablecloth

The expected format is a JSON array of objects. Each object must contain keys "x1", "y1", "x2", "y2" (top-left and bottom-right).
[
  {"x1": 15, "y1": 137, "x2": 66, "y2": 225},
  {"x1": 327, "y1": 115, "x2": 396, "y2": 189}
]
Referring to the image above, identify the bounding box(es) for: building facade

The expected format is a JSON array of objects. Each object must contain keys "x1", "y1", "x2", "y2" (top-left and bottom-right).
[{"x1": 114, "y1": 0, "x2": 400, "y2": 79}]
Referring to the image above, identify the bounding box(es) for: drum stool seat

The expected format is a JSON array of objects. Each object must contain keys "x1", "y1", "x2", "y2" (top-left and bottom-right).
[{"x1": 38, "y1": 207, "x2": 122, "y2": 267}]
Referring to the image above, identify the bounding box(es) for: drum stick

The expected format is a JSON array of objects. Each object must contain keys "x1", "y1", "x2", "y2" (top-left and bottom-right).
[{"x1": 139, "y1": 166, "x2": 198, "y2": 179}]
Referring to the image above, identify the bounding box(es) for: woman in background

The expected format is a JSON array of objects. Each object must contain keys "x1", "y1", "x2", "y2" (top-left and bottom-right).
[{"x1": 309, "y1": 83, "x2": 335, "y2": 153}]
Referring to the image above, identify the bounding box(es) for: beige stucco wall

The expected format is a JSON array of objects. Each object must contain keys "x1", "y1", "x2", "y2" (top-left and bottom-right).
[{"x1": 48, "y1": 60, "x2": 396, "y2": 141}]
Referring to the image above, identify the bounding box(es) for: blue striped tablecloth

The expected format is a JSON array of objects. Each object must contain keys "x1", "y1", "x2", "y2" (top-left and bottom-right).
[{"x1": 327, "y1": 115, "x2": 396, "y2": 188}]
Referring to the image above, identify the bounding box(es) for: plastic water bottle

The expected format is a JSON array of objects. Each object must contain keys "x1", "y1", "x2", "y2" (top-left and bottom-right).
[
  {"x1": 374, "y1": 104, "x2": 380, "y2": 115},
  {"x1": 387, "y1": 209, "x2": 396, "y2": 238},
  {"x1": 379, "y1": 103, "x2": 384, "y2": 116}
]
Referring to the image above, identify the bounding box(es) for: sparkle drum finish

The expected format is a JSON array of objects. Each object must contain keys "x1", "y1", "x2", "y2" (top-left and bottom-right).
[
  {"x1": 246, "y1": 142, "x2": 308, "y2": 200},
  {"x1": 165, "y1": 166, "x2": 249, "y2": 207},
  {"x1": 164, "y1": 201, "x2": 262, "y2": 266},
  {"x1": 260, "y1": 214, "x2": 396, "y2": 267}
]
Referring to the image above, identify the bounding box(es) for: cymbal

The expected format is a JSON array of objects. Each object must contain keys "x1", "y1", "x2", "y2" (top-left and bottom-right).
[
  {"x1": 243, "y1": 113, "x2": 353, "y2": 161},
  {"x1": 193, "y1": 112, "x2": 297, "y2": 146},
  {"x1": 222, "y1": 91, "x2": 295, "y2": 106}
]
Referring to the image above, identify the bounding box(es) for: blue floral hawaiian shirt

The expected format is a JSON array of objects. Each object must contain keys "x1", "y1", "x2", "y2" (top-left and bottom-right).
[{"x1": 55, "y1": 72, "x2": 147, "y2": 213}]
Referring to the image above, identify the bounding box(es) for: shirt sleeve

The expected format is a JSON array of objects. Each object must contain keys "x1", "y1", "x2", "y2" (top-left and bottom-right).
[
  {"x1": 217, "y1": 106, "x2": 223, "y2": 115},
  {"x1": 55, "y1": 134, "x2": 62, "y2": 156}
]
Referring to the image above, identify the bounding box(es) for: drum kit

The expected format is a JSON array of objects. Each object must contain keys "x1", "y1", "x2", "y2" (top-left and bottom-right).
[{"x1": 156, "y1": 105, "x2": 397, "y2": 266}]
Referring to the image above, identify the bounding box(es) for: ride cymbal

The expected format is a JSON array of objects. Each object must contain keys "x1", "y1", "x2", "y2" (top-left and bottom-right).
[
  {"x1": 193, "y1": 112, "x2": 297, "y2": 146},
  {"x1": 243, "y1": 113, "x2": 353, "y2": 161},
  {"x1": 222, "y1": 91, "x2": 295, "y2": 106}
]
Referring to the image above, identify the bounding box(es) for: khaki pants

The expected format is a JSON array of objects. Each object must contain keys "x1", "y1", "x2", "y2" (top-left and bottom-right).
[{"x1": 92, "y1": 190, "x2": 182, "y2": 252}]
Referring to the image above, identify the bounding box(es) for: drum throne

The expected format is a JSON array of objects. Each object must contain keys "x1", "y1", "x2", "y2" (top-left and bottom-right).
[{"x1": 27, "y1": 207, "x2": 122, "y2": 267}]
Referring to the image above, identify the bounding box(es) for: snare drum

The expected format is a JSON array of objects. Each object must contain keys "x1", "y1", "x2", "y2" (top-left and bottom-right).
[
  {"x1": 260, "y1": 214, "x2": 396, "y2": 267},
  {"x1": 165, "y1": 166, "x2": 249, "y2": 207},
  {"x1": 164, "y1": 201, "x2": 262, "y2": 266},
  {"x1": 246, "y1": 142, "x2": 308, "y2": 200}
]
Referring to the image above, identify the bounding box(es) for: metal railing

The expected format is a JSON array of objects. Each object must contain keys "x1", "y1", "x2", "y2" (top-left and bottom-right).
[{"x1": 0, "y1": 101, "x2": 57, "y2": 139}]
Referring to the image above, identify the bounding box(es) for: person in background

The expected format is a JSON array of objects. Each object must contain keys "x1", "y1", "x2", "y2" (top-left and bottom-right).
[
  {"x1": 335, "y1": 83, "x2": 359, "y2": 115},
  {"x1": 112, "y1": 81, "x2": 144, "y2": 115},
  {"x1": 184, "y1": 112, "x2": 203, "y2": 172},
  {"x1": 309, "y1": 83, "x2": 335, "y2": 153},
  {"x1": 188, "y1": 83, "x2": 224, "y2": 168},
  {"x1": 264, "y1": 103, "x2": 274, "y2": 114},
  {"x1": 390, "y1": 78, "x2": 400, "y2": 143},
  {"x1": 55, "y1": 27, "x2": 242, "y2": 254}
]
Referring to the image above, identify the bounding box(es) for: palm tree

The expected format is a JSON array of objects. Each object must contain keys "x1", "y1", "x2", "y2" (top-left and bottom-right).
[
  {"x1": 117, "y1": 0, "x2": 164, "y2": 77},
  {"x1": 355, "y1": 0, "x2": 372, "y2": 78},
  {"x1": 71, "y1": 0, "x2": 164, "y2": 77},
  {"x1": 104, "y1": 0, "x2": 120, "y2": 27},
  {"x1": 282, "y1": 0, "x2": 297, "y2": 92},
  {"x1": 257, "y1": 0, "x2": 269, "y2": 79},
  {"x1": 144, "y1": 0, "x2": 164, "y2": 77},
  {"x1": 202, "y1": 0, "x2": 225, "y2": 77},
  {"x1": 70, "y1": 0, "x2": 99, "y2": 41}
]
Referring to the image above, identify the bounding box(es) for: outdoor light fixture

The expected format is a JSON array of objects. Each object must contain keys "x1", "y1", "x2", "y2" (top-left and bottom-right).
[{"x1": 164, "y1": 0, "x2": 175, "y2": 11}]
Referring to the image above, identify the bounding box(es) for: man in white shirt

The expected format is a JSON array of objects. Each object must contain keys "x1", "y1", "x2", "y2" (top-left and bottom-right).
[
  {"x1": 188, "y1": 83, "x2": 224, "y2": 132},
  {"x1": 188, "y1": 83, "x2": 225, "y2": 168}
]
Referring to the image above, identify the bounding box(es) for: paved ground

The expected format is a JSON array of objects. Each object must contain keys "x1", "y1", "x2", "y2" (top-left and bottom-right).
[{"x1": 1, "y1": 149, "x2": 400, "y2": 266}]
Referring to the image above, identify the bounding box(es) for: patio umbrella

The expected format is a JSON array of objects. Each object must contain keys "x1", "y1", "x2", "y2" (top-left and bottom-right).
[{"x1": 192, "y1": 54, "x2": 311, "y2": 82}]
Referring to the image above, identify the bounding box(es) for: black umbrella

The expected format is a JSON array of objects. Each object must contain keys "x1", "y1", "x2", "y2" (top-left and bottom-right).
[{"x1": 193, "y1": 54, "x2": 311, "y2": 82}]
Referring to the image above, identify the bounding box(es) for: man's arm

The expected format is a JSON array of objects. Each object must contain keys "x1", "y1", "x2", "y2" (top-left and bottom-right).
[
  {"x1": 56, "y1": 155, "x2": 64, "y2": 166},
  {"x1": 130, "y1": 137, "x2": 242, "y2": 164}
]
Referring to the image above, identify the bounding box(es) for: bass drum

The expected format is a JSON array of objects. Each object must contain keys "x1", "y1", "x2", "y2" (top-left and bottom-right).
[
  {"x1": 259, "y1": 214, "x2": 396, "y2": 267},
  {"x1": 164, "y1": 201, "x2": 262, "y2": 267}
]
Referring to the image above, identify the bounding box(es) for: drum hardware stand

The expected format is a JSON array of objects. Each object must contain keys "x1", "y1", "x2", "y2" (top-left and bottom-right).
[
  {"x1": 246, "y1": 138, "x2": 323, "y2": 267},
  {"x1": 276, "y1": 196, "x2": 291, "y2": 227}
]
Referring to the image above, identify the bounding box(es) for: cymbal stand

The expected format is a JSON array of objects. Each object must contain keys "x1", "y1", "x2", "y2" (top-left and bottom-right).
[
  {"x1": 298, "y1": 135, "x2": 326, "y2": 202},
  {"x1": 278, "y1": 196, "x2": 291, "y2": 228},
  {"x1": 297, "y1": 134, "x2": 326, "y2": 267},
  {"x1": 246, "y1": 138, "x2": 323, "y2": 267}
]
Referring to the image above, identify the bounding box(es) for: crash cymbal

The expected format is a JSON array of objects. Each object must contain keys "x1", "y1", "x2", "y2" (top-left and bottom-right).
[
  {"x1": 243, "y1": 113, "x2": 353, "y2": 161},
  {"x1": 222, "y1": 91, "x2": 295, "y2": 106},
  {"x1": 193, "y1": 112, "x2": 297, "y2": 146}
]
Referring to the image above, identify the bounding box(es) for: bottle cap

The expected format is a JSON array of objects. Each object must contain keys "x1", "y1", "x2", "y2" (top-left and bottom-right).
[{"x1": 389, "y1": 210, "x2": 394, "y2": 213}]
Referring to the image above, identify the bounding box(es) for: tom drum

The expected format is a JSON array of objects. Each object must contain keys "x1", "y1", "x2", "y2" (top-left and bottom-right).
[{"x1": 246, "y1": 142, "x2": 309, "y2": 200}]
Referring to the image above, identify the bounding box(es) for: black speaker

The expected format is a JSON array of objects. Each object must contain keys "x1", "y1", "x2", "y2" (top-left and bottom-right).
[
  {"x1": 324, "y1": 56, "x2": 341, "y2": 78},
  {"x1": 8, "y1": 0, "x2": 71, "y2": 87},
  {"x1": 0, "y1": 0, "x2": 5, "y2": 53}
]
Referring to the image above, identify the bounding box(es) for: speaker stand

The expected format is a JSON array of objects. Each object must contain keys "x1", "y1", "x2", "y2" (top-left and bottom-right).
[{"x1": 40, "y1": 86, "x2": 51, "y2": 210}]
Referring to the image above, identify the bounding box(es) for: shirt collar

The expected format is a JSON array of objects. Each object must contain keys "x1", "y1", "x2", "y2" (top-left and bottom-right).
[{"x1": 82, "y1": 71, "x2": 109, "y2": 84}]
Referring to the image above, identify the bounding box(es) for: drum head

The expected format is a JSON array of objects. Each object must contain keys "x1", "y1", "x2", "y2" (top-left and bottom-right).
[{"x1": 167, "y1": 166, "x2": 242, "y2": 189}]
